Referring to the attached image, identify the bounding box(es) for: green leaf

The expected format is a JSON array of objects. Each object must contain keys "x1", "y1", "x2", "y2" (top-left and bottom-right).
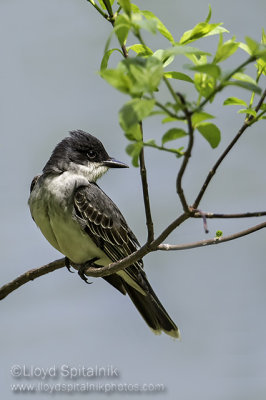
[
  {"x1": 213, "y1": 34, "x2": 239, "y2": 63},
  {"x1": 114, "y1": 14, "x2": 131, "y2": 45},
  {"x1": 245, "y1": 37, "x2": 266, "y2": 60},
  {"x1": 163, "y1": 45, "x2": 211, "y2": 59},
  {"x1": 238, "y1": 108, "x2": 257, "y2": 117},
  {"x1": 119, "y1": 98, "x2": 155, "y2": 133},
  {"x1": 140, "y1": 10, "x2": 175, "y2": 44},
  {"x1": 126, "y1": 142, "x2": 143, "y2": 167},
  {"x1": 186, "y1": 53, "x2": 208, "y2": 66},
  {"x1": 124, "y1": 124, "x2": 142, "y2": 141},
  {"x1": 223, "y1": 97, "x2": 247, "y2": 106},
  {"x1": 194, "y1": 73, "x2": 216, "y2": 98},
  {"x1": 127, "y1": 43, "x2": 153, "y2": 56},
  {"x1": 205, "y1": 5, "x2": 212, "y2": 23},
  {"x1": 164, "y1": 71, "x2": 193, "y2": 83},
  {"x1": 100, "y1": 48, "x2": 123, "y2": 71},
  {"x1": 144, "y1": 139, "x2": 157, "y2": 147},
  {"x1": 226, "y1": 80, "x2": 262, "y2": 94},
  {"x1": 257, "y1": 31, "x2": 266, "y2": 75},
  {"x1": 153, "y1": 49, "x2": 175, "y2": 67},
  {"x1": 232, "y1": 72, "x2": 257, "y2": 85},
  {"x1": 191, "y1": 112, "x2": 215, "y2": 127},
  {"x1": 257, "y1": 57, "x2": 266, "y2": 75},
  {"x1": 161, "y1": 116, "x2": 178, "y2": 124},
  {"x1": 123, "y1": 56, "x2": 164, "y2": 94},
  {"x1": 197, "y1": 123, "x2": 221, "y2": 148},
  {"x1": 179, "y1": 22, "x2": 228, "y2": 45},
  {"x1": 100, "y1": 67, "x2": 132, "y2": 94},
  {"x1": 245, "y1": 37, "x2": 260, "y2": 55},
  {"x1": 187, "y1": 63, "x2": 221, "y2": 78},
  {"x1": 101, "y1": 56, "x2": 164, "y2": 96},
  {"x1": 130, "y1": 3, "x2": 140, "y2": 13},
  {"x1": 239, "y1": 42, "x2": 250, "y2": 55},
  {"x1": 132, "y1": 13, "x2": 158, "y2": 34},
  {"x1": 161, "y1": 128, "x2": 187, "y2": 145},
  {"x1": 118, "y1": 0, "x2": 131, "y2": 16},
  {"x1": 262, "y1": 28, "x2": 266, "y2": 45},
  {"x1": 173, "y1": 147, "x2": 185, "y2": 157},
  {"x1": 98, "y1": 0, "x2": 115, "y2": 9}
]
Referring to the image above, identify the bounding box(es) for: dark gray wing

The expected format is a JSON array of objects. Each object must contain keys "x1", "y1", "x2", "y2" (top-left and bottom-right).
[
  {"x1": 30, "y1": 175, "x2": 41, "y2": 193},
  {"x1": 74, "y1": 183, "x2": 179, "y2": 338},
  {"x1": 73, "y1": 183, "x2": 146, "y2": 292}
]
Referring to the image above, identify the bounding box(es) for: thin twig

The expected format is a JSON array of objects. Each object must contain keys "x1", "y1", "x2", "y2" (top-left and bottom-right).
[
  {"x1": 163, "y1": 76, "x2": 182, "y2": 106},
  {"x1": 83, "y1": 213, "x2": 189, "y2": 277},
  {"x1": 193, "y1": 121, "x2": 249, "y2": 208},
  {"x1": 118, "y1": 28, "x2": 153, "y2": 242},
  {"x1": 175, "y1": 93, "x2": 194, "y2": 212},
  {"x1": 102, "y1": 0, "x2": 113, "y2": 19},
  {"x1": 143, "y1": 141, "x2": 184, "y2": 156},
  {"x1": 86, "y1": 0, "x2": 109, "y2": 20},
  {"x1": 153, "y1": 99, "x2": 182, "y2": 120},
  {"x1": 192, "y1": 210, "x2": 266, "y2": 219},
  {"x1": 158, "y1": 221, "x2": 266, "y2": 251},
  {"x1": 193, "y1": 88, "x2": 266, "y2": 209},
  {"x1": 139, "y1": 124, "x2": 154, "y2": 242}
]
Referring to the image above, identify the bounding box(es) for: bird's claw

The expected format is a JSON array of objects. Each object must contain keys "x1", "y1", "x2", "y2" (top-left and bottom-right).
[
  {"x1": 65, "y1": 257, "x2": 74, "y2": 273},
  {"x1": 78, "y1": 257, "x2": 100, "y2": 285}
]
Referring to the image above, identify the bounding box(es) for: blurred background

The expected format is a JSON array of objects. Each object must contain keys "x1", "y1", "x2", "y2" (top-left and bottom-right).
[{"x1": 1, "y1": 0, "x2": 266, "y2": 399}]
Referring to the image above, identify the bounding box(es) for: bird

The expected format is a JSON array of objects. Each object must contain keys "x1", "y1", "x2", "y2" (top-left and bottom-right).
[{"x1": 28, "y1": 130, "x2": 179, "y2": 338}]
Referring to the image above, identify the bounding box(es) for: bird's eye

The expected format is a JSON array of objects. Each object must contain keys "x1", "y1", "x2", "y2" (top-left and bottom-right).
[{"x1": 87, "y1": 149, "x2": 97, "y2": 159}]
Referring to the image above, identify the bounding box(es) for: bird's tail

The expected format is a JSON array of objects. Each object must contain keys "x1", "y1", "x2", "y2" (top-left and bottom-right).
[{"x1": 123, "y1": 279, "x2": 180, "y2": 339}]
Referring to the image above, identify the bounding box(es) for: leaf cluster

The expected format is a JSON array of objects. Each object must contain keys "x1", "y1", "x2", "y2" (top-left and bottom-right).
[{"x1": 91, "y1": 1, "x2": 266, "y2": 165}]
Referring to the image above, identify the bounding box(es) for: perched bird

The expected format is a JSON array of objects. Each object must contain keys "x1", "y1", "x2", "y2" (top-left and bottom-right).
[{"x1": 29, "y1": 130, "x2": 179, "y2": 338}]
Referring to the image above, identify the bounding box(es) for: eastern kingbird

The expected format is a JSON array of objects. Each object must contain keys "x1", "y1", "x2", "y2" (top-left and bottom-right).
[{"x1": 29, "y1": 130, "x2": 179, "y2": 338}]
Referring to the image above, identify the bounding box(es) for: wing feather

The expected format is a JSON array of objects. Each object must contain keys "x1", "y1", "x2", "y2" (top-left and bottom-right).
[
  {"x1": 73, "y1": 183, "x2": 179, "y2": 337},
  {"x1": 74, "y1": 184, "x2": 145, "y2": 292}
]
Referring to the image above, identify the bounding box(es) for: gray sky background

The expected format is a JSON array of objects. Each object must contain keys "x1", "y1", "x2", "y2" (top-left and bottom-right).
[{"x1": 1, "y1": 0, "x2": 266, "y2": 399}]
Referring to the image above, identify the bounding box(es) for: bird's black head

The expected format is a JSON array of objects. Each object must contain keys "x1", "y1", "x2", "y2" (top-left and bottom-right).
[{"x1": 43, "y1": 130, "x2": 128, "y2": 181}]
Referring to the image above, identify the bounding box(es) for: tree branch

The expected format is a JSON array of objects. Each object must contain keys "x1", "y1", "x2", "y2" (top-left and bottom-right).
[
  {"x1": 175, "y1": 93, "x2": 194, "y2": 212},
  {"x1": 139, "y1": 123, "x2": 154, "y2": 242},
  {"x1": 2, "y1": 210, "x2": 266, "y2": 301},
  {"x1": 157, "y1": 221, "x2": 266, "y2": 251},
  {"x1": 0, "y1": 214, "x2": 189, "y2": 300},
  {"x1": 0, "y1": 258, "x2": 66, "y2": 301},
  {"x1": 192, "y1": 210, "x2": 266, "y2": 219}
]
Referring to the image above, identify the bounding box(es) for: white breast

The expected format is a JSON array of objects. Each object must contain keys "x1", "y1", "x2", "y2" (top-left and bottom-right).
[{"x1": 29, "y1": 171, "x2": 111, "y2": 266}]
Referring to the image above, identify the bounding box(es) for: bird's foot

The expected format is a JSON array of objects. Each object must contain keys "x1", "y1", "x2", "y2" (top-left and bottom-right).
[
  {"x1": 78, "y1": 257, "x2": 100, "y2": 285},
  {"x1": 65, "y1": 257, "x2": 74, "y2": 273}
]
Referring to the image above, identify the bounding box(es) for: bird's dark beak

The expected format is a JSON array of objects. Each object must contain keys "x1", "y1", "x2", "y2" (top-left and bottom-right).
[{"x1": 103, "y1": 158, "x2": 129, "y2": 168}]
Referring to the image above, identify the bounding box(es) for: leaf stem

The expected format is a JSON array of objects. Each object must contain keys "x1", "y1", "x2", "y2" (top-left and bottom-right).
[
  {"x1": 86, "y1": 0, "x2": 109, "y2": 20},
  {"x1": 143, "y1": 141, "x2": 183, "y2": 155}
]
